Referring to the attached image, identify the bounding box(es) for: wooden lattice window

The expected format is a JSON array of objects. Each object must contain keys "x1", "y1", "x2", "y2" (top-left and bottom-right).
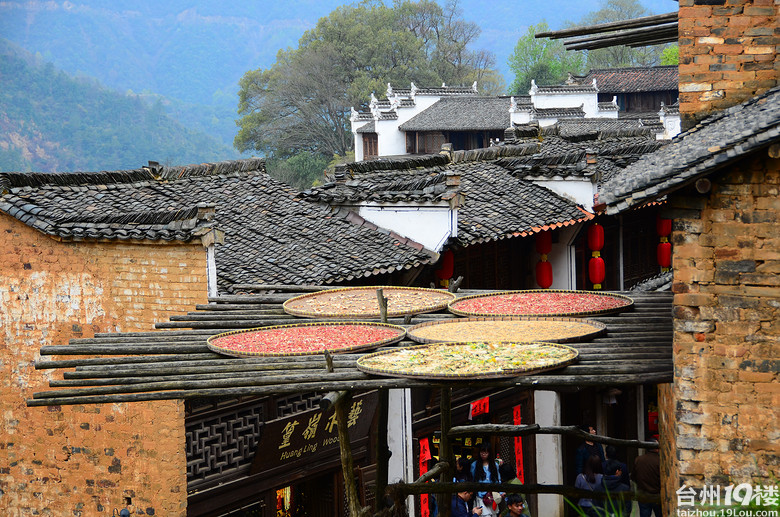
[{"x1": 363, "y1": 133, "x2": 378, "y2": 159}]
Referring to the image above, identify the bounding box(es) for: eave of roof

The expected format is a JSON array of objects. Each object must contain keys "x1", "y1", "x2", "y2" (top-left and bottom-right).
[
  {"x1": 398, "y1": 97, "x2": 511, "y2": 132},
  {"x1": 600, "y1": 85, "x2": 780, "y2": 214}
]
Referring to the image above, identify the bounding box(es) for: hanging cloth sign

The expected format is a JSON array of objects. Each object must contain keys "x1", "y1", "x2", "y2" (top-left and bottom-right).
[
  {"x1": 469, "y1": 396, "x2": 490, "y2": 420},
  {"x1": 420, "y1": 437, "x2": 431, "y2": 517},
  {"x1": 513, "y1": 405, "x2": 525, "y2": 484}
]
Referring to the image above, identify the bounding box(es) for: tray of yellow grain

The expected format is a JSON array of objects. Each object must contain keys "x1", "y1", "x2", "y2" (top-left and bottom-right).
[
  {"x1": 406, "y1": 316, "x2": 606, "y2": 344},
  {"x1": 356, "y1": 341, "x2": 579, "y2": 380}
]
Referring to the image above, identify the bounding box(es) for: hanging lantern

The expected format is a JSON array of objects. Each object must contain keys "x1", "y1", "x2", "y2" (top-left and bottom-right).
[
  {"x1": 656, "y1": 216, "x2": 672, "y2": 238},
  {"x1": 587, "y1": 223, "x2": 605, "y2": 289},
  {"x1": 657, "y1": 242, "x2": 672, "y2": 269},
  {"x1": 536, "y1": 260, "x2": 553, "y2": 289},
  {"x1": 535, "y1": 231, "x2": 552, "y2": 255},
  {"x1": 589, "y1": 256, "x2": 605, "y2": 288},
  {"x1": 435, "y1": 249, "x2": 454, "y2": 280},
  {"x1": 656, "y1": 216, "x2": 672, "y2": 272},
  {"x1": 587, "y1": 223, "x2": 604, "y2": 252}
]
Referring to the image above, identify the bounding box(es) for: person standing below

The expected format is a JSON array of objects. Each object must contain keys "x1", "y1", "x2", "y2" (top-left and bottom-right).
[
  {"x1": 498, "y1": 463, "x2": 530, "y2": 517},
  {"x1": 500, "y1": 493, "x2": 528, "y2": 517},
  {"x1": 470, "y1": 442, "x2": 501, "y2": 517},
  {"x1": 633, "y1": 437, "x2": 662, "y2": 517},
  {"x1": 575, "y1": 424, "x2": 606, "y2": 479},
  {"x1": 574, "y1": 454, "x2": 604, "y2": 517},
  {"x1": 594, "y1": 459, "x2": 632, "y2": 517},
  {"x1": 604, "y1": 445, "x2": 630, "y2": 487},
  {"x1": 452, "y1": 490, "x2": 483, "y2": 517}
]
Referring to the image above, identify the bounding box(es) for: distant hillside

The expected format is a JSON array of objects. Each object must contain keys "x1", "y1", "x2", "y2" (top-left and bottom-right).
[
  {"x1": 0, "y1": 39, "x2": 238, "y2": 173},
  {"x1": 0, "y1": 0, "x2": 670, "y2": 108}
]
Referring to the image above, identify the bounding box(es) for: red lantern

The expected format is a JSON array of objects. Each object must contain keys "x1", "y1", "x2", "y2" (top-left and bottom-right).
[
  {"x1": 536, "y1": 260, "x2": 553, "y2": 289},
  {"x1": 535, "y1": 231, "x2": 552, "y2": 255},
  {"x1": 656, "y1": 217, "x2": 672, "y2": 237},
  {"x1": 657, "y1": 242, "x2": 672, "y2": 269},
  {"x1": 435, "y1": 250, "x2": 454, "y2": 280},
  {"x1": 587, "y1": 223, "x2": 604, "y2": 251},
  {"x1": 589, "y1": 256, "x2": 605, "y2": 286}
]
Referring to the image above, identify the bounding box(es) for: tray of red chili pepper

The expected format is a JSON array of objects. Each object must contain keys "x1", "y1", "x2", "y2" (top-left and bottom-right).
[
  {"x1": 207, "y1": 321, "x2": 407, "y2": 357},
  {"x1": 448, "y1": 290, "x2": 633, "y2": 318}
]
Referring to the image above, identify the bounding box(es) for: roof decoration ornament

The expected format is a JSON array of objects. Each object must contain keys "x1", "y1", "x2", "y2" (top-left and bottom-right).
[
  {"x1": 529, "y1": 79, "x2": 538, "y2": 95},
  {"x1": 472, "y1": 81, "x2": 478, "y2": 93},
  {"x1": 410, "y1": 82, "x2": 418, "y2": 97},
  {"x1": 386, "y1": 83, "x2": 393, "y2": 97},
  {"x1": 592, "y1": 78, "x2": 599, "y2": 92}
]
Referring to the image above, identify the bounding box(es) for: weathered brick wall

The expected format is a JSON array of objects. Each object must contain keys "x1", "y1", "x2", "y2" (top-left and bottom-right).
[
  {"x1": 678, "y1": 0, "x2": 779, "y2": 129},
  {"x1": 657, "y1": 383, "x2": 677, "y2": 513},
  {"x1": 0, "y1": 214, "x2": 209, "y2": 515},
  {"x1": 666, "y1": 153, "x2": 780, "y2": 511}
]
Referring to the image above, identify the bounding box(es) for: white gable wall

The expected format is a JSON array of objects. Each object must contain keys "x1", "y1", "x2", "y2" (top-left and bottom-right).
[
  {"x1": 358, "y1": 202, "x2": 456, "y2": 252},
  {"x1": 533, "y1": 179, "x2": 595, "y2": 208}
]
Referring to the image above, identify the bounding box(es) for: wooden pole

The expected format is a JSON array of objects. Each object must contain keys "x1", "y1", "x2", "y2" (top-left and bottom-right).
[
  {"x1": 374, "y1": 389, "x2": 390, "y2": 513},
  {"x1": 334, "y1": 391, "x2": 364, "y2": 516},
  {"x1": 438, "y1": 388, "x2": 453, "y2": 517},
  {"x1": 376, "y1": 289, "x2": 388, "y2": 323}
]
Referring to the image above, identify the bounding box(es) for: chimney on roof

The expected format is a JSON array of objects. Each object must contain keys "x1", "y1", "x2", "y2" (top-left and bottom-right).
[
  {"x1": 678, "y1": 0, "x2": 778, "y2": 130},
  {"x1": 333, "y1": 164, "x2": 348, "y2": 184}
]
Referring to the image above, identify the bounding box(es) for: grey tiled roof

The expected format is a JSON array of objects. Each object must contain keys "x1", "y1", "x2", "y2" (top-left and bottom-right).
[
  {"x1": 534, "y1": 106, "x2": 586, "y2": 119},
  {"x1": 454, "y1": 162, "x2": 593, "y2": 245},
  {"x1": 0, "y1": 159, "x2": 434, "y2": 289},
  {"x1": 600, "y1": 85, "x2": 780, "y2": 214},
  {"x1": 497, "y1": 122, "x2": 665, "y2": 181},
  {"x1": 398, "y1": 97, "x2": 511, "y2": 131},
  {"x1": 304, "y1": 153, "x2": 592, "y2": 247},
  {"x1": 356, "y1": 121, "x2": 375, "y2": 133},
  {"x1": 572, "y1": 66, "x2": 679, "y2": 93}
]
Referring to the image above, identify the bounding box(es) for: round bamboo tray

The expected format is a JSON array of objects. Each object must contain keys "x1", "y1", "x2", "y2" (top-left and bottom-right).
[
  {"x1": 356, "y1": 341, "x2": 579, "y2": 380},
  {"x1": 283, "y1": 286, "x2": 456, "y2": 319},
  {"x1": 448, "y1": 290, "x2": 634, "y2": 318},
  {"x1": 406, "y1": 316, "x2": 606, "y2": 344},
  {"x1": 207, "y1": 321, "x2": 407, "y2": 357}
]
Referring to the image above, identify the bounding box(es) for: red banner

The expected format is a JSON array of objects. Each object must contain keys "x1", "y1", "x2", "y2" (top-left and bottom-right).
[
  {"x1": 513, "y1": 405, "x2": 525, "y2": 484},
  {"x1": 469, "y1": 396, "x2": 489, "y2": 419},
  {"x1": 420, "y1": 438, "x2": 430, "y2": 517}
]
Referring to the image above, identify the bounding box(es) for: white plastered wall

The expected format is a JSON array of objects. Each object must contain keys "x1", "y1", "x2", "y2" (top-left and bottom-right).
[{"x1": 358, "y1": 203, "x2": 456, "y2": 252}]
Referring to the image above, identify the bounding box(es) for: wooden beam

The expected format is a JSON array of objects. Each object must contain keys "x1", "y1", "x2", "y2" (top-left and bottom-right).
[
  {"x1": 447, "y1": 424, "x2": 659, "y2": 449},
  {"x1": 536, "y1": 12, "x2": 677, "y2": 39}
]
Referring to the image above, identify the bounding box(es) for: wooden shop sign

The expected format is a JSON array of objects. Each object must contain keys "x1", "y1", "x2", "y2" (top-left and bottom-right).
[{"x1": 250, "y1": 391, "x2": 377, "y2": 473}]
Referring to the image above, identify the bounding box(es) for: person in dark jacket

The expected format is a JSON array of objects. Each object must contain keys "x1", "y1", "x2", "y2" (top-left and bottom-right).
[
  {"x1": 452, "y1": 490, "x2": 483, "y2": 517},
  {"x1": 594, "y1": 459, "x2": 631, "y2": 516},
  {"x1": 604, "y1": 445, "x2": 630, "y2": 487},
  {"x1": 575, "y1": 424, "x2": 606, "y2": 479},
  {"x1": 633, "y1": 437, "x2": 662, "y2": 517}
]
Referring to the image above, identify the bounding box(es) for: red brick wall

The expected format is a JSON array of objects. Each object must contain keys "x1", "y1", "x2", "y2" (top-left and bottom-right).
[
  {"x1": 678, "y1": 0, "x2": 779, "y2": 129},
  {"x1": 666, "y1": 153, "x2": 780, "y2": 511},
  {"x1": 0, "y1": 214, "x2": 209, "y2": 515}
]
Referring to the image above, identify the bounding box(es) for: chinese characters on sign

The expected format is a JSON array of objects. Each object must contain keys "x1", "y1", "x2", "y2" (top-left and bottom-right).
[
  {"x1": 251, "y1": 392, "x2": 377, "y2": 473},
  {"x1": 676, "y1": 484, "x2": 779, "y2": 517}
]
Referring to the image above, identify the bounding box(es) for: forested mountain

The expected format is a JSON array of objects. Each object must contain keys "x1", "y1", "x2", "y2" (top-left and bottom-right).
[
  {"x1": 0, "y1": 39, "x2": 237, "y2": 173},
  {"x1": 0, "y1": 1, "x2": 669, "y2": 112}
]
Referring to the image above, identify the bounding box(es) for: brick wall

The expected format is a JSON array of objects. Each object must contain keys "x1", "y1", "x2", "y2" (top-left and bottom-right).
[
  {"x1": 678, "y1": 0, "x2": 779, "y2": 129},
  {"x1": 665, "y1": 153, "x2": 780, "y2": 511},
  {"x1": 0, "y1": 214, "x2": 209, "y2": 515}
]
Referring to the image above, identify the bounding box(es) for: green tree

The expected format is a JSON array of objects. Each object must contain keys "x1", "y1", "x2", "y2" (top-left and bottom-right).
[
  {"x1": 235, "y1": 0, "x2": 498, "y2": 170},
  {"x1": 507, "y1": 22, "x2": 585, "y2": 94},
  {"x1": 660, "y1": 44, "x2": 679, "y2": 65},
  {"x1": 266, "y1": 151, "x2": 331, "y2": 190},
  {"x1": 577, "y1": 0, "x2": 667, "y2": 69}
]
